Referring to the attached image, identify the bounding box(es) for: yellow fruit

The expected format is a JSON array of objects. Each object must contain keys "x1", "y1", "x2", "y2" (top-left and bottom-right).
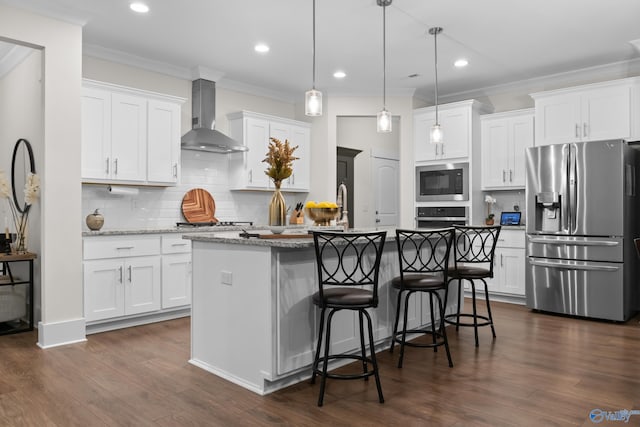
[
  {"x1": 305, "y1": 201, "x2": 318, "y2": 208},
  {"x1": 328, "y1": 202, "x2": 338, "y2": 208},
  {"x1": 318, "y1": 201, "x2": 330, "y2": 208}
]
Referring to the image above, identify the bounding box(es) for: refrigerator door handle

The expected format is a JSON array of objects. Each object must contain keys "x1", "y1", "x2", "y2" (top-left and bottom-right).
[
  {"x1": 625, "y1": 164, "x2": 636, "y2": 197},
  {"x1": 569, "y1": 143, "x2": 578, "y2": 234},
  {"x1": 528, "y1": 237, "x2": 619, "y2": 247},
  {"x1": 529, "y1": 259, "x2": 619, "y2": 272},
  {"x1": 561, "y1": 144, "x2": 571, "y2": 233}
]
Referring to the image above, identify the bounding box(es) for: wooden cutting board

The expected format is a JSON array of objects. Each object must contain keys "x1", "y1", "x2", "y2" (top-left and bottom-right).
[{"x1": 181, "y1": 188, "x2": 218, "y2": 223}]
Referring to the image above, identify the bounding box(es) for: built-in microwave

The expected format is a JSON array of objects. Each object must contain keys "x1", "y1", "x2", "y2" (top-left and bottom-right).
[{"x1": 416, "y1": 162, "x2": 469, "y2": 202}]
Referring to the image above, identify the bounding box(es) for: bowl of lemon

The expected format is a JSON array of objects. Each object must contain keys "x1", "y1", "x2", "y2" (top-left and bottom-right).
[{"x1": 305, "y1": 201, "x2": 340, "y2": 226}]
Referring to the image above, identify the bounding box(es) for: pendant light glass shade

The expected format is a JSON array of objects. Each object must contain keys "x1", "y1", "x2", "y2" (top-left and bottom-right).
[
  {"x1": 377, "y1": 0, "x2": 392, "y2": 133},
  {"x1": 430, "y1": 123, "x2": 443, "y2": 143},
  {"x1": 429, "y1": 26, "x2": 443, "y2": 144},
  {"x1": 377, "y1": 109, "x2": 392, "y2": 132},
  {"x1": 305, "y1": 0, "x2": 322, "y2": 116},
  {"x1": 305, "y1": 89, "x2": 322, "y2": 116}
]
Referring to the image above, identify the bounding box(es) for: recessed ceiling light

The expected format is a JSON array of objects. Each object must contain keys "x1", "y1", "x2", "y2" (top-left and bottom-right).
[
  {"x1": 454, "y1": 59, "x2": 469, "y2": 68},
  {"x1": 130, "y1": 2, "x2": 149, "y2": 13},
  {"x1": 254, "y1": 43, "x2": 270, "y2": 53},
  {"x1": 333, "y1": 71, "x2": 346, "y2": 79}
]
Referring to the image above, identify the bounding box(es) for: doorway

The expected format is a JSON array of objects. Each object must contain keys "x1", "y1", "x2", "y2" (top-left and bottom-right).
[{"x1": 336, "y1": 147, "x2": 362, "y2": 228}]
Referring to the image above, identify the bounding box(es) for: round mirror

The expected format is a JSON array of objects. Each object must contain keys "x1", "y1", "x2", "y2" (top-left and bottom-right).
[{"x1": 11, "y1": 138, "x2": 36, "y2": 214}]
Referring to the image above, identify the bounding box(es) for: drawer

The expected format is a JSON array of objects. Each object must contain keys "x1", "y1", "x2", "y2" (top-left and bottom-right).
[
  {"x1": 162, "y1": 234, "x2": 192, "y2": 254},
  {"x1": 496, "y1": 229, "x2": 525, "y2": 248},
  {"x1": 84, "y1": 235, "x2": 161, "y2": 260}
]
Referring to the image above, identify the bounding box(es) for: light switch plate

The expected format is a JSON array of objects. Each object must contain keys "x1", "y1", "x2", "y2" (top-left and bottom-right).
[{"x1": 221, "y1": 270, "x2": 232, "y2": 286}]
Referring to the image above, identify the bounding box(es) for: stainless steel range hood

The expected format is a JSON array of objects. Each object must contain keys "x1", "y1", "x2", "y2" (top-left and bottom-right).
[{"x1": 181, "y1": 79, "x2": 248, "y2": 153}]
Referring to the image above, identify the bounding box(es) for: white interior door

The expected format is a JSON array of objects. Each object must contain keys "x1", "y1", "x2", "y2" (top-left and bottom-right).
[{"x1": 373, "y1": 156, "x2": 399, "y2": 227}]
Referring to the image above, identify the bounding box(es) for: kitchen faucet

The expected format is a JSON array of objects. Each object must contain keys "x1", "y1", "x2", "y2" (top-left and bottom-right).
[{"x1": 336, "y1": 182, "x2": 349, "y2": 230}]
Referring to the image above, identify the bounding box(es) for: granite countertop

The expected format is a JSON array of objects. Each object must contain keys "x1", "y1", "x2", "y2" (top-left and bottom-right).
[
  {"x1": 184, "y1": 226, "x2": 398, "y2": 249},
  {"x1": 82, "y1": 224, "x2": 292, "y2": 237}
]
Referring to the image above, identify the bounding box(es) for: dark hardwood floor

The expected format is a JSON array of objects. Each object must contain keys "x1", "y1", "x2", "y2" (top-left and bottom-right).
[{"x1": 1, "y1": 301, "x2": 640, "y2": 426}]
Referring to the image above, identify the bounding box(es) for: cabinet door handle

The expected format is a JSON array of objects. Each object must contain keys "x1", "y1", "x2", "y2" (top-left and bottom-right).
[
  {"x1": 106, "y1": 158, "x2": 110, "y2": 174},
  {"x1": 575, "y1": 123, "x2": 580, "y2": 138},
  {"x1": 128, "y1": 265, "x2": 132, "y2": 282},
  {"x1": 119, "y1": 266, "x2": 123, "y2": 283},
  {"x1": 509, "y1": 169, "x2": 513, "y2": 182},
  {"x1": 291, "y1": 173, "x2": 295, "y2": 185},
  {"x1": 114, "y1": 158, "x2": 118, "y2": 175},
  {"x1": 502, "y1": 170, "x2": 506, "y2": 182},
  {"x1": 249, "y1": 169, "x2": 252, "y2": 183},
  {"x1": 500, "y1": 254, "x2": 503, "y2": 267},
  {"x1": 583, "y1": 123, "x2": 588, "y2": 138},
  {"x1": 441, "y1": 144, "x2": 444, "y2": 156},
  {"x1": 173, "y1": 163, "x2": 178, "y2": 178}
]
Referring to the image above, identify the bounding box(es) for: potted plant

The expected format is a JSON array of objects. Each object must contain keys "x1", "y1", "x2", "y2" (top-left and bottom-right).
[
  {"x1": 485, "y1": 194, "x2": 496, "y2": 225},
  {"x1": 263, "y1": 137, "x2": 299, "y2": 226}
]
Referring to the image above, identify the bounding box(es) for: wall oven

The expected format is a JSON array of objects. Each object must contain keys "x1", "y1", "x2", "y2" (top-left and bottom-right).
[
  {"x1": 416, "y1": 206, "x2": 467, "y2": 229},
  {"x1": 416, "y1": 163, "x2": 469, "y2": 202}
]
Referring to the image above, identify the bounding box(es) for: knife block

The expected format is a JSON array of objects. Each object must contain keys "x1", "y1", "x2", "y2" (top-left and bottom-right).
[{"x1": 289, "y1": 210, "x2": 304, "y2": 225}]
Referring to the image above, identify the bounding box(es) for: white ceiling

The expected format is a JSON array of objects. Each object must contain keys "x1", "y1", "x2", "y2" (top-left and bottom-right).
[{"x1": 1, "y1": 0, "x2": 640, "y2": 102}]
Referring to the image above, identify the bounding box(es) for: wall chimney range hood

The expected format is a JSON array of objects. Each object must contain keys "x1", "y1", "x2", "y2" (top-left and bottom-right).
[{"x1": 181, "y1": 79, "x2": 248, "y2": 153}]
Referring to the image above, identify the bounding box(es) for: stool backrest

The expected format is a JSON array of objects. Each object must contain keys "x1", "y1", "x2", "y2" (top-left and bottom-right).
[
  {"x1": 453, "y1": 226, "x2": 501, "y2": 271},
  {"x1": 396, "y1": 228, "x2": 454, "y2": 280},
  {"x1": 312, "y1": 231, "x2": 387, "y2": 303},
  {"x1": 635, "y1": 238, "x2": 640, "y2": 259}
]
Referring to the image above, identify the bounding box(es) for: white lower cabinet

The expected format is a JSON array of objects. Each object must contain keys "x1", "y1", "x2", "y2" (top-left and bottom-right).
[
  {"x1": 485, "y1": 230, "x2": 525, "y2": 297},
  {"x1": 84, "y1": 253, "x2": 161, "y2": 322},
  {"x1": 83, "y1": 234, "x2": 191, "y2": 328},
  {"x1": 161, "y1": 234, "x2": 192, "y2": 309}
]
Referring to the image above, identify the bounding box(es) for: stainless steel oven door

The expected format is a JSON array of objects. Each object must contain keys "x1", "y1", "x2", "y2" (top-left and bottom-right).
[{"x1": 525, "y1": 257, "x2": 624, "y2": 321}]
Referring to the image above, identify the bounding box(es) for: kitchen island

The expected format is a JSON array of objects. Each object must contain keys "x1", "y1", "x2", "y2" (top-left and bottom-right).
[{"x1": 184, "y1": 228, "x2": 460, "y2": 395}]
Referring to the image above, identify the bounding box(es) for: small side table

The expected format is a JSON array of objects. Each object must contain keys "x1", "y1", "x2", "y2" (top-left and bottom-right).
[{"x1": 0, "y1": 252, "x2": 36, "y2": 335}]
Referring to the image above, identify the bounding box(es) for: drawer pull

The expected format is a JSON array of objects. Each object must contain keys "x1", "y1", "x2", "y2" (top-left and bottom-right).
[
  {"x1": 116, "y1": 246, "x2": 134, "y2": 250},
  {"x1": 171, "y1": 243, "x2": 188, "y2": 247}
]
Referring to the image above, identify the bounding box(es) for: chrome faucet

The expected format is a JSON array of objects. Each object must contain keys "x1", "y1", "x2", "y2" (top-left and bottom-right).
[{"x1": 336, "y1": 182, "x2": 349, "y2": 230}]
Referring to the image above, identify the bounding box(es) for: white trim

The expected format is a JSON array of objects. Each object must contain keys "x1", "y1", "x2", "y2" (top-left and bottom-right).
[
  {"x1": 0, "y1": 43, "x2": 33, "y2": 79},
  {"x1": 85, "y1": 308, "x2": 190, "y2": 335},
  {"x1": 37, "y1": 318, "x2": 87, "y2": 349}
]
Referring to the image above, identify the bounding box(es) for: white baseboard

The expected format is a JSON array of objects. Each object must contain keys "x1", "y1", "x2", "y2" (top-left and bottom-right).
[{"x1": 37, "y1": 318, "x2": 87, "y2": 349}]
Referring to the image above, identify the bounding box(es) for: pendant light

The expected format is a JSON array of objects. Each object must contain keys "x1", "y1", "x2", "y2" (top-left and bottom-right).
[
  {"x1": 429, "y1": 27, "x2": 443, "y2": 144},
  {"x1": 377, "y1": 0, "x2": 392, "y2": 133},
  {"x1": 305, "y1": 0, "x2": 322, "y2": 116}
]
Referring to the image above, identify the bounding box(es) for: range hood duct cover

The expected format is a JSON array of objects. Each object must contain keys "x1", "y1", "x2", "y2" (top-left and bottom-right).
[{"x1": 181, "y1": 79, "x2": 248, "y2": 153}]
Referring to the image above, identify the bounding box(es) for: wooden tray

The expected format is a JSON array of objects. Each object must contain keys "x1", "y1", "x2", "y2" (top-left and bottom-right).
[
  {"x1": 181, "y1": 188, "x2": 218, "y2": 223},
  {"x1": 258, "y1": 234, "x2": 313, "y2": 239}
]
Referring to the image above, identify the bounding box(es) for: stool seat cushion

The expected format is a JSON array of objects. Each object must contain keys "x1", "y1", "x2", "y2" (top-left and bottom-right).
[
  {"x1": 312, "y1": 287, "x2": 374, "y2": 307},
  {"x1": 449, "y1": 265, "x2": 492, "y2": 279},
  {"x1": 391, "y1": 274, "x2": 445, "y2": 290}
]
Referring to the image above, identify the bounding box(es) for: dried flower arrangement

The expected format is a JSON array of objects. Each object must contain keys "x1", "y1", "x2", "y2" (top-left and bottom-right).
[
  {"x1": 262, "y1": 137, "x2": 299, "y2": 187},
  {"x1": 0, "y1": 170, "x2": 40, "y2": 252}
]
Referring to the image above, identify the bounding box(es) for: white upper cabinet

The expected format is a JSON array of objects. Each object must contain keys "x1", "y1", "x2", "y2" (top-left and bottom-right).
[
  {"x1": 532, "y1": 78, "x2": 639, "y2": 146},
  {"x1": 81, "y1": 79, "x2": 184, "y2": 186},
  {"x1": 414, "y1": 100, "x2": 489, "y2": 162},
  {"x1": 228, "y1": 111, "x2": 311, "y2": 192},
  {"x1": 147, "y1": 100, "x2": 181, "y2": 184},
  {"x1": 481, "y1": 109, "x2": 534, "y2": 189}
]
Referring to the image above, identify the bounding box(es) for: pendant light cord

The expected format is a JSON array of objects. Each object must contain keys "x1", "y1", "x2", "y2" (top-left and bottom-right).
[
  {"x1": 382, "y1": 2, "x2": 387, "y2": 109},
  {"x1": 312, "y1": 0, "x2": 316, "y2": 90},
  {"x1": 433, "y1": 28, "x2": 438, "y2": 123}
]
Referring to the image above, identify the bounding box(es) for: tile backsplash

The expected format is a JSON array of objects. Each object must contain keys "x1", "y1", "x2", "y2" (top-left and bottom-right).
[
  {"x1": 81, "y1": 150, "x2": 308, "y2": 230},
  {"x1": 483, "y1": 190, "x2": 526, "y2": 224}
]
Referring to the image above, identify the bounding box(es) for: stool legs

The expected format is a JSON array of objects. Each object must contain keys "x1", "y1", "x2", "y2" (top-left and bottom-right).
[
  {"x1": 445, "y1": 277, "x2": 497, "y2": 347},
  {"x1": 313, "y1": 307, "x2": 384, "y2": 407},
  {"x1": 392, "y1": 289, "x2": 453, "y2": 369}
]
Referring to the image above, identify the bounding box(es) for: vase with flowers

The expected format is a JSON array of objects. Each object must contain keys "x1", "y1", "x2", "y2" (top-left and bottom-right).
[
  {"x1": 0, "y1": 170, "x2": 40, "y2": 253},
  {"x1": 484, "y1": 194, "x2": 496, "y2": 225},
  {"x1": 263, "y1": 137, "x2": 299, "y2": 226}
]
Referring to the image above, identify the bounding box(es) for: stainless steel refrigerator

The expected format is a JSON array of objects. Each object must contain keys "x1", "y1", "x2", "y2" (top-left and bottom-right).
[{"x1": 525, "y1": 139, "x2": 640, "y2": 321}]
